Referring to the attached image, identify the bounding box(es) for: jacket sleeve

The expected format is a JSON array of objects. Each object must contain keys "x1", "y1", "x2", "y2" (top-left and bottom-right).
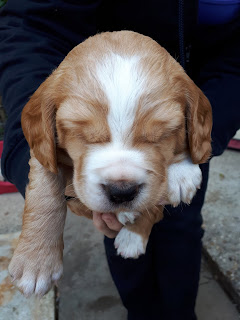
[
  {"x1": 0, "y1": 0, "x2": 101, "y2": 196},
  {"x1": 195, "y1": 24, "x2": 240, "y2": 157}
]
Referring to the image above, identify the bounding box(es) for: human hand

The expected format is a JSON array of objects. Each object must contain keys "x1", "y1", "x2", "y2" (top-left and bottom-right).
[{"x1": 92, "y1": 212, "x2": 123, "y2": 238}]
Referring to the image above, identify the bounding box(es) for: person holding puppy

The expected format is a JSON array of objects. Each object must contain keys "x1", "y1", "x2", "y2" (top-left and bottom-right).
[{"x1": 0, "y1": 1, "x2": 240, "y2": 319}]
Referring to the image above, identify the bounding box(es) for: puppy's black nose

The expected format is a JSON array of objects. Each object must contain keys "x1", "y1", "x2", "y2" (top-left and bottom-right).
[{"x1": 102, "y1": 182, "x2": 141, "y2": 204}]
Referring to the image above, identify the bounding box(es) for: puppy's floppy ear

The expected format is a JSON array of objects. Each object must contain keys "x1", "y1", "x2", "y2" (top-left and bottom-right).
[
  {"x1": 21, "y1": 73, "x2": 59, "y2": 174},
  {"x1": 186, "y1": 82, "x2": 212, "y2": 164}
]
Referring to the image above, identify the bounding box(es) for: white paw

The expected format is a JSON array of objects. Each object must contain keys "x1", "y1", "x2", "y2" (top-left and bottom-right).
[
  {"x1": 117, "y1": 211, "x2": 140, "y2": 225},
  {"x1": 114, "y1": 228, "x2": 147, "y2": 259},
  {"x1": 168, "y1": 157, "x2": 202, "y2": 207},
  {"x1": 9, "y1": 241, "x2": 63, "y2": 297}
]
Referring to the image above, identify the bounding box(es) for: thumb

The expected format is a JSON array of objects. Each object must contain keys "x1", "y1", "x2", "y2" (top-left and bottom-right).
[{"x1": 101, "y1": 213, "x2": 123, "y2": 232}]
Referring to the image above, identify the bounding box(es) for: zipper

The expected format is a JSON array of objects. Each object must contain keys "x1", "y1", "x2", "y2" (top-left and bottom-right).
[{"x1": 178, "y1": 0, "x2": 186, "y2": 69}]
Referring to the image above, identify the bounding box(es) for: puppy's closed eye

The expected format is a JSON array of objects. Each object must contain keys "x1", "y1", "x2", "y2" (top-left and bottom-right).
[
  {"x1": 140, "y1": 121, "x2": 185, "y2": 143},
  {"x1": 72, "y1": 120, "x2": 111, "y2": 144},
  {"x1": 57, "y1": 99, "x2": 111, "y2": 146},
  {"x1": 133, "y1": 103, "x2": 185, "y2": 145}
]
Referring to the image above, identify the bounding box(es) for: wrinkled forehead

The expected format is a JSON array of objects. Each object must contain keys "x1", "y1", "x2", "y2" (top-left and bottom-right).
[
  {"x1": 57, "y1": 51, "x2": 185, "y2": 146},
  {"x1": 97, "y1": 53, "x2": 184, "y2": 138}
]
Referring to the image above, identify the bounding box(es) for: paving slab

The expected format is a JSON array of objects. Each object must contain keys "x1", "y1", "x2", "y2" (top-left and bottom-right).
[
  {"x1": 0, "y1": 193, "x2": 24, "y2": 234},
  {"x1": 0, "y1": 232, "x2": 55, "y2": 320},
  {"x1": 234, "y1": 131, "x2": 240, "y2": 139},
  {"x1": 202, "y1": 150, "x2": 240, "y2": 310},
  {"x1": 196, "y1": 259, "x2": 239, "y2": 320}
]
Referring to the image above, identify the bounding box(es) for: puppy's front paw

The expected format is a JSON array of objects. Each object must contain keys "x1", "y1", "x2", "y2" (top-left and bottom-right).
[
  {"x1": 114, "y1": 228, "x2": 147, "y2": 259},
  {"x1": 9, "y1": 239, "x2": 63, "y2": 297},
  {"x1": 168, "y1": 158, "x2": 202, "y2": 207},
  {"x1": 117, "y1": 211, "x2": 140, "y2": 225}
]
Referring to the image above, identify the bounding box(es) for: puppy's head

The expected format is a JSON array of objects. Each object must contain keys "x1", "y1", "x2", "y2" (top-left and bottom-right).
[{"x1": 22, "y1": 31, "x2": 212, "y2": 213}]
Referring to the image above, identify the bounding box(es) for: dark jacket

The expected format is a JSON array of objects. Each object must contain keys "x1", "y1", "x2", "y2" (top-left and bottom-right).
[{"x1": 0, "y1": 0, "x2": 240, "y2": 195}]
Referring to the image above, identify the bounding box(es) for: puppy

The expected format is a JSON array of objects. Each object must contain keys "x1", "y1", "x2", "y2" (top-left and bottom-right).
[{"x1": 9, "y1": 31, "x2": 212, "y2": 296}]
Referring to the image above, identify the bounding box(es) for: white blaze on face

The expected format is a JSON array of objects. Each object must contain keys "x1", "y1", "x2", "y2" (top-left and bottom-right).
[
  {"x1": 96, "y1": 53, "x2": 145, "y2": 145},
  {"x1": 75, "y1": 53, "x2": 151, "y2": 211}
]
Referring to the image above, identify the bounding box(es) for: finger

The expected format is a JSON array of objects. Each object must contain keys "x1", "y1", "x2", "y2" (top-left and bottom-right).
[
  {"x1": 92, "y1": 212, "x2": 119, "y2": 239},
  {"x1": 102, "y1": 213, "x2": 123, "y2": 232}
]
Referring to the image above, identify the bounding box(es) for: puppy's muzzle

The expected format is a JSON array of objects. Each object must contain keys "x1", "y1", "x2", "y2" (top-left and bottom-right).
[{"x1": 101, "y1": 182, "x2": 143, "y2": 204}]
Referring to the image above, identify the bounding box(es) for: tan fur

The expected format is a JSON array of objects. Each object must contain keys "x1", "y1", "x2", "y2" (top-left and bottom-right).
[
  {"x1": 125, "y1": 206, "x2": 164, "y2": 240},
  {"x1": 10, "y1": 31, "x2": 212, "y2": 295},
  {"x1": 9, "y1": 151, "x2": 66, "y2": 296}
]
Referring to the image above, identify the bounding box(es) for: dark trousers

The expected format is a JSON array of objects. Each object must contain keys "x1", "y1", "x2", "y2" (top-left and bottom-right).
[{"x1": 104, "y1": 163, "x2": 209, "y2": 320}]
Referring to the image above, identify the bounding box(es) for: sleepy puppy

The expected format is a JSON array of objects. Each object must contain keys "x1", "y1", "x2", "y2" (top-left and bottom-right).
[{"x1": 9, "y1": 31, "x2": 212, "y2": 296}]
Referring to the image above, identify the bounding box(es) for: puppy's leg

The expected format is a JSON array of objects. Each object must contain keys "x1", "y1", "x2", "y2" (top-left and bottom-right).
[
  {"x1": 115, "y1": 206, "x2": 163, "y2": 259},
  {"x1": 9, "y1": 153, "x2": 67, "y2": 297},
  {"x1": 168, "y1": 156, "x2": 202, "y2": 207}
]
